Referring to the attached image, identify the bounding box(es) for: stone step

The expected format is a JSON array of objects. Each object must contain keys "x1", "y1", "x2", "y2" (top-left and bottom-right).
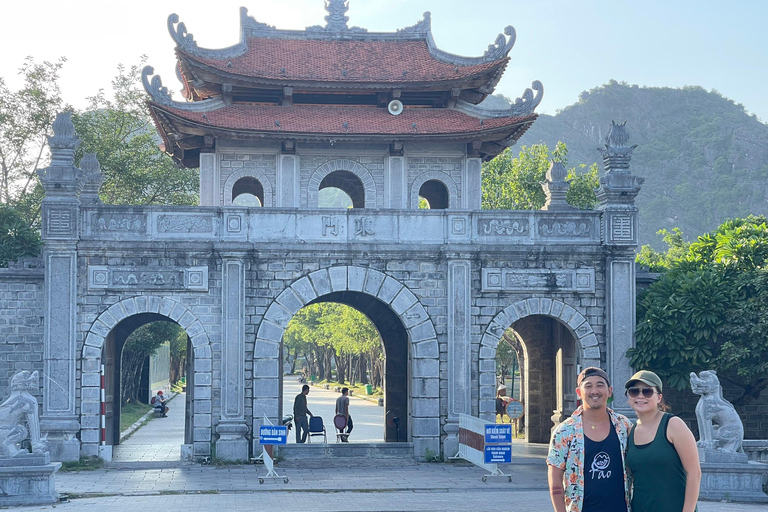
[{"x1": 276, "y1": 442, "x2": 414, "y2": 460}]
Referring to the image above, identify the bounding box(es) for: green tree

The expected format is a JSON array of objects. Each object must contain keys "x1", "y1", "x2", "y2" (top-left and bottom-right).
[
  {"x1": 636, "y1": 228, "x2": 690, "y2": 271},
  {"x1": 122, "y1": 321, "x2": 184, "y2": 404},
  {"x1": 72, "y1": 59, "x2": 198, "y2": 207},
  {"x1": 0, "y1": 205, "x2": 41, "y2": 267},
  {"x1": 481, "y1": 142, "x2": 598, "y2": 210},
  {"x1": 629, "y1": 215, "x2": 768, "y2": 402},
  {"x1": 0, "y1": 58, "x2": 65, "y2": 218}
]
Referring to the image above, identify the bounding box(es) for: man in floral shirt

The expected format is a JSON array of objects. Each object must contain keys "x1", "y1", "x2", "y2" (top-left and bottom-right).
[{"x1": 547, "y1": 367, "x2": 632, "y2": 512}]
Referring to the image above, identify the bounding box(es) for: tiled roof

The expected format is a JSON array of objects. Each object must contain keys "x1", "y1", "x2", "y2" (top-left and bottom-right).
[
  {"x1": 150, "y1": 103, "x2": 534, "y2": 137},
  {"x1": 180, "y1": 38, "x2": 506, "y2": 84}
]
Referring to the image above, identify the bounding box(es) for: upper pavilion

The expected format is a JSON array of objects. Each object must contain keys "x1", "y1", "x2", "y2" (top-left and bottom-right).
[{"x1": 143, "y1": 1, "x2": 543, "y2": 209}]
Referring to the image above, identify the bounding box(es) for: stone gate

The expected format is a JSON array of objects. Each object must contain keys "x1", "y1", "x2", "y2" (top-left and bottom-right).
[{"x1": 0, "y1": 2, "x2": 645, "y2": 462}]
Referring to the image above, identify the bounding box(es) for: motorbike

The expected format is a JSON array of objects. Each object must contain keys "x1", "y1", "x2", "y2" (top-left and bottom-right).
[{"x1": 282, "y1": 413, "x2": 293, "y2": 433}]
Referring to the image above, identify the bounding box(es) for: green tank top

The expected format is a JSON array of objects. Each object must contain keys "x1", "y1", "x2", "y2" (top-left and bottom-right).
[{"x1": 626, "y1": 413, "x2": 696, "y2": 512}]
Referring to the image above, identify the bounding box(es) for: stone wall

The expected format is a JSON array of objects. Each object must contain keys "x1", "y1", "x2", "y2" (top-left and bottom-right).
[
  {"x1": 0, "y1": 258, "x2": 44, "y2": 398},
  {"x1": 299, "y1": 155, "x2": 386, "y2": 208},
  {"x1": 219, "y1": 153, "x2": 277, "y2": 206},
  {"x1": 406, "y1": 156, "x2": 462, "y2": 209}
]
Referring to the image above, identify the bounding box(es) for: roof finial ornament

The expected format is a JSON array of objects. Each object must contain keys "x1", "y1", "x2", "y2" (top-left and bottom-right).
[
  {"x1": 325, "y1": 0, "x2": 350, "y2": 32},
  {"x1": 168, "y1": 14, "x2": 198, "y2": 50},
  {"x1": 509, "y1": 80, "x2": 544, "y2": 116},
  {"x1": 142, "y1": 67, "x2": 174, "y2": 106},
  {"x1": 483, "y1": 26, "x2": 516, "y2": 61}
]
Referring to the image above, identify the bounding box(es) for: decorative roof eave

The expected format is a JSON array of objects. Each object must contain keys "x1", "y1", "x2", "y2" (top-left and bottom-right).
[
  {"x1": 142, "y1": 66, "x2": 226, "y2": 111},
  {"x1": 175, "y1": 52, "x2": 508, "y2": 93},
  {"x1": 455, "y1": 80, "x2": 544, "y2": 118},
  {"x1": 167, "y1": 8, "x2": 516, "y2": 68},
  {"x1": 148, "y1": 104, "x2": 536, "y2": 163}
]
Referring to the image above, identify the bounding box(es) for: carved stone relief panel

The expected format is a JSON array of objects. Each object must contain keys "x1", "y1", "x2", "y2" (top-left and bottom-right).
[
  {"x1": 88, "y1": 212, "x2": 147, "y2": 234},
  {"x1": 45, "y1": 206, "x2": 77, "y2": 237},
  {"x1": 537, "y1": 216, "x2": 598, "y2": 240},
  {"x1": 88, "y1": 266, "x2": 209, "y2": 291},
  {"x1": 155, "y1": 214, "x2": 215, "y2": 234},
  {"x1": 477, "y1": 217, "x2": 531, "y2": 237},
  {"x1": 482, "y1": 268, "x2": 595, "y2": 293}
]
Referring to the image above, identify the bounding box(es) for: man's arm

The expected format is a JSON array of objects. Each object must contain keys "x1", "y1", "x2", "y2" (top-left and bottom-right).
[{"x1": 547, "y1": 465, "x2": 567, "y2": 512}]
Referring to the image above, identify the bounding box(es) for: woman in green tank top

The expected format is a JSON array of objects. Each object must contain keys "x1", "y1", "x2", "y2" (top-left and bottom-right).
[{"x1": 624, "y1": 370, "x2": 701, "y2": 512}]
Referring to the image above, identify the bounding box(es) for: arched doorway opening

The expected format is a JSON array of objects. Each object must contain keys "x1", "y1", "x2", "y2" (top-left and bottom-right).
[
  {"x1": 502, "y1": 315, "x2": 580, "y2": 443},
  {"x1": 280, "y1": 292, "x2": 407, "y2": 443},
  {"x1": 319, "y1": 170, "x2": 364, "y2": 208},
  {"x1": 101, "y1": 313, "x2": 192, "y2": 459},
  {"x1": 418, "y1": 180, "x2": 449, "y2": 209},
  {"x1": 232, "y1": 176, "x2": 264, "y2": 206}
]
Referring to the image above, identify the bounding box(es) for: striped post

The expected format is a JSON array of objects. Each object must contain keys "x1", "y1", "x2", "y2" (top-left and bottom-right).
[{"x1": 100, "y1": 364, "x2": 106, "y2": 445}]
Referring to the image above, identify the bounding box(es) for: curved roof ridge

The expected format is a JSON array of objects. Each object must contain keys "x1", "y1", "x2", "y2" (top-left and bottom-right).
[
  {"x1": 169, "y1": 8, "x2": 517, "y2": 67},
  {"x1": 142, "y1": 66, "x2": 225, "y2": 112},
  {"x1": 454, "y1": 81, "x2": 544, "y2": 118}
]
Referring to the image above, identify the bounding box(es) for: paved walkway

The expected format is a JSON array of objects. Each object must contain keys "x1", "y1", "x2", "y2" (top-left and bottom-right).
[
  {"x1": 283, "y1": 379, "x2": 384, "y2": 443},
  {"x1": 112, "y1": 393, "x2": 185, "y2": 462}
]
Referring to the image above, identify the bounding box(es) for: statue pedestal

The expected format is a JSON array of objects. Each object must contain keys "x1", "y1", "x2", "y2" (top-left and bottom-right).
[
  {"x1": 699, "y1": 447, "x2": 749, "y2": 464},
  {"x1": 0, "y1": 454, "x2": 61, "y2": 506},
  {"x1": 700, "y1": 461, "x2": 768, "y2": 503}
]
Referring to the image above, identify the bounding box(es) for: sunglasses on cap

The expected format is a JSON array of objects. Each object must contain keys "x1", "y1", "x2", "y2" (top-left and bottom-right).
[{"x1": 626, "y1": 386, "x2": 657, "y2": 398}]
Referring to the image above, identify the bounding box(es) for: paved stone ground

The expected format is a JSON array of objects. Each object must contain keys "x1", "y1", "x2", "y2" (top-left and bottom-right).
[
  {"x1": 283, "y1": 379, "x2": 384, "y2": 443},
  {"x1": 113, "y1": 393, "x2": 186, "y2": 462},
  {"x1": 27, "y1": 388, "x2": 762, "y2": 511}
]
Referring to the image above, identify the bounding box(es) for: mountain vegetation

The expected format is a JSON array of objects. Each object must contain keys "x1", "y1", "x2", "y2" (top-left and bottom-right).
[{"x1": 517, "y1": 80, "x2": 768, "y2": 249}]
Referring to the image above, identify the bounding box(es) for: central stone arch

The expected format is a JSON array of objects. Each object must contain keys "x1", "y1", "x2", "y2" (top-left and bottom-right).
[
  {"x1": 307, "y1": 159, "x2": 377, "y2": 208},
  {"x1": 79, "y1": 296, "x2": 213, "y2": 458},
  {"x1": 253, "y1": 266, "x2": 440, "y2": 457},
  {"x1": 478, "y1": 297, "x2": 600, "y2": 442}
]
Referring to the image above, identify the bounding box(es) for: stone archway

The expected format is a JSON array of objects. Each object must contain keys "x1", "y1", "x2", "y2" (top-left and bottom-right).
[
  {"x1": 253, "y1": 266, "x2": 440, "y2": 457},
  {"x1": 307, "y1": 159, "x2": 377, "y2": 208},
  {"x1": 223, "y1": 169, "x2": 274, "y2": 206},
  {"x1": 479, "y1": 298, "x2": 600, "y2": 442},
  {"x1": 409, "y1": 171, "x2": 458, "y2": 209},
  {"x1": 80, "y1": 296, "x2": 213, "y2": 458}
]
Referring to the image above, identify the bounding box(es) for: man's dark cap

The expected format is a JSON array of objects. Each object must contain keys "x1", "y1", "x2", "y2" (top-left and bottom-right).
[{"x1": 577, "y1": 367, "x2": 610, "y2": 386}]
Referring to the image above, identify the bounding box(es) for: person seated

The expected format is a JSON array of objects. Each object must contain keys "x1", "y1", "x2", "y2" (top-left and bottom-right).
[{"x1": 151, "y1": 390, "x2": 169, "y2": 417}]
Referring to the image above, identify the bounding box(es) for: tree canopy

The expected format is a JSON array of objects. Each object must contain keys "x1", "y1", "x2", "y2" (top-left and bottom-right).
[
  {"x1": 629, "y1": 215, "x2": 768, "y2": 403},
  {"x1": 481, "y1": 142, "x2": 599, "y2": 210}
]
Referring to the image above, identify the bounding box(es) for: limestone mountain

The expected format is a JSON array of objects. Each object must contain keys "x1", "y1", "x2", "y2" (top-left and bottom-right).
[{"x1": 516, "y1": 81, "x2": 768, "y2": 249}]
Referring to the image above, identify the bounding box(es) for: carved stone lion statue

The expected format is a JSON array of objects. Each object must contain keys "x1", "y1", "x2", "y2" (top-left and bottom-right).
[
  {"x1": 690, "y1": 370, "x2": 744, "y2": 453},
  {"x1": 0, "y1": 370, "x2": 47, "y2": 457}
]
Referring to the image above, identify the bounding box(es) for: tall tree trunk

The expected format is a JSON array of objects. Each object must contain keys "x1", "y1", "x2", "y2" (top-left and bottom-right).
[
  {"x1": 358, "y1": 355, "x2": 368, "y2": 385},
  {"x1": 334, "y1": 349, "x2": 345, "y2": 384}
]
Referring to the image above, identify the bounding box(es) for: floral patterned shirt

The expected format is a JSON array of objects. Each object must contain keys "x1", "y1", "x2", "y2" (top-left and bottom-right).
[{"x1": 546, "y1": 406, "x2": 632, "y2": 512}]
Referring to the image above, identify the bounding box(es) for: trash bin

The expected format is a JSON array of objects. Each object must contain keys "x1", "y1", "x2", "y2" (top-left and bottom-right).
[{"x1": 365, "y1": 384, "x2": 373, "y2": 395}]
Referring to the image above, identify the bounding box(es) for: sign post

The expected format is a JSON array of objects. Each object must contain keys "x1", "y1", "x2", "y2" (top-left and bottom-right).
[{"x1": 257, "y1": 419, "x2": 289, "y2": 484}]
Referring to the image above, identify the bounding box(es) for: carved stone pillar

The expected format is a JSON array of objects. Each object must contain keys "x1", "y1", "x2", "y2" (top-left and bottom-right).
[
  {"x1": 199, "y1": 152, "x2": 219, "y2": 206},
  {"x1": 444, "y1": 260, "x2": 472, "y2": 457},
  {"x1": 37, "y1": 112, "x2": 82, "y2": 461},
  {"x1": 387, "y1": 156, "x2": 406, "y2": 209},
  {"x1": 541, "y1": 161, "x2": 573, "y2": 211},
  {"x1": 216, "y1": 254, "x2": 249, "y2": 460},
  {"x1": 277, "y1": 154, "x2": 297, "y2": 207},
  {"x1": 595, "y1": 122, "x2": 644, "y2": 417},
  {"x1": 464, "y1": 157, "x2": 482, "y2": 210}
]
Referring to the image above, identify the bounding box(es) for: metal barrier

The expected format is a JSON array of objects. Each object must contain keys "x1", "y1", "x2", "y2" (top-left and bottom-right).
[{"x1": 457, "y1": 413, "x2": 512, "y2": 482}]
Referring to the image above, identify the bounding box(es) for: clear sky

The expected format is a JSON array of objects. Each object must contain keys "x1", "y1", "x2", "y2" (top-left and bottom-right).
[{"x1": 2, "y1": 0, "x2": 766, "y2": 122}]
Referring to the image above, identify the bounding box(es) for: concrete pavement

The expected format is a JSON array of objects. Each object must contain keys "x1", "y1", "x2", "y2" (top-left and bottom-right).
[{"x1": 19, "y1": 385, "x2": 761, "y2": 511}]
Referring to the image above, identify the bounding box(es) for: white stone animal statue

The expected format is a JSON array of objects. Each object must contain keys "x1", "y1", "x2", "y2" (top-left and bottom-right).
[
  {"x1": 0, "y1": 370, "x2": 47, "y2": 457},
  {"x1": 690, "y1": 370, "x2": 743, "y2": 453}
]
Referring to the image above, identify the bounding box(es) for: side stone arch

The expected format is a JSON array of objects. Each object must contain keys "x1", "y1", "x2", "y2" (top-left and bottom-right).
[
  {"x1": 80, "y1": 296, "x2": 213, "y2": 457},
  {"x1": 409, "y1": 171, "x2": 458, "y2": 209},
  {"x1": 253, "y1": 266, "x2": 440, "y2": 455},
  {"x1": 477, "y1": 297, "x2": 600, "y2": 420},
  {"x1": 222, "y1": 168, "x2": 274, "y2": 206},
  {"x1": 307, "y1": 159, "x2": 377, "y2": 208}
]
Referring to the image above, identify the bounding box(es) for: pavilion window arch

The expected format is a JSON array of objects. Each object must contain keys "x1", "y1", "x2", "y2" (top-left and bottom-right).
[
  {"x1": 307, "y1": 159, "x2": 377, "y2": 209},
  {"x1": 410, "y1": 171, "x2": 458, "y2": 209},
  {"x1": 223, "y1": 169, "x2": 274, "y2": 207}
]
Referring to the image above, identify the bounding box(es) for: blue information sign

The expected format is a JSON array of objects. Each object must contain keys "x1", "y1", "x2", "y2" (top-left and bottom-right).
[
  {"x1": 506, "y1": 399, "x2": 524, "y2": 419},
  {"x1": 485, "y1": 424, "x2": 512, "y2": 444},
  {"x1": 259, "y1": 425, "x2": 288, "y2": 445},
  {"x1": 484, "y1": 444, "x2": 512, "y2": 464}
]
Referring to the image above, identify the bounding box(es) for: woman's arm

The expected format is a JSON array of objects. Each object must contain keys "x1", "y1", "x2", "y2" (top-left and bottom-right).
[{"x1": 667, "y1": 416, "x2": 701, "y2": 512}]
